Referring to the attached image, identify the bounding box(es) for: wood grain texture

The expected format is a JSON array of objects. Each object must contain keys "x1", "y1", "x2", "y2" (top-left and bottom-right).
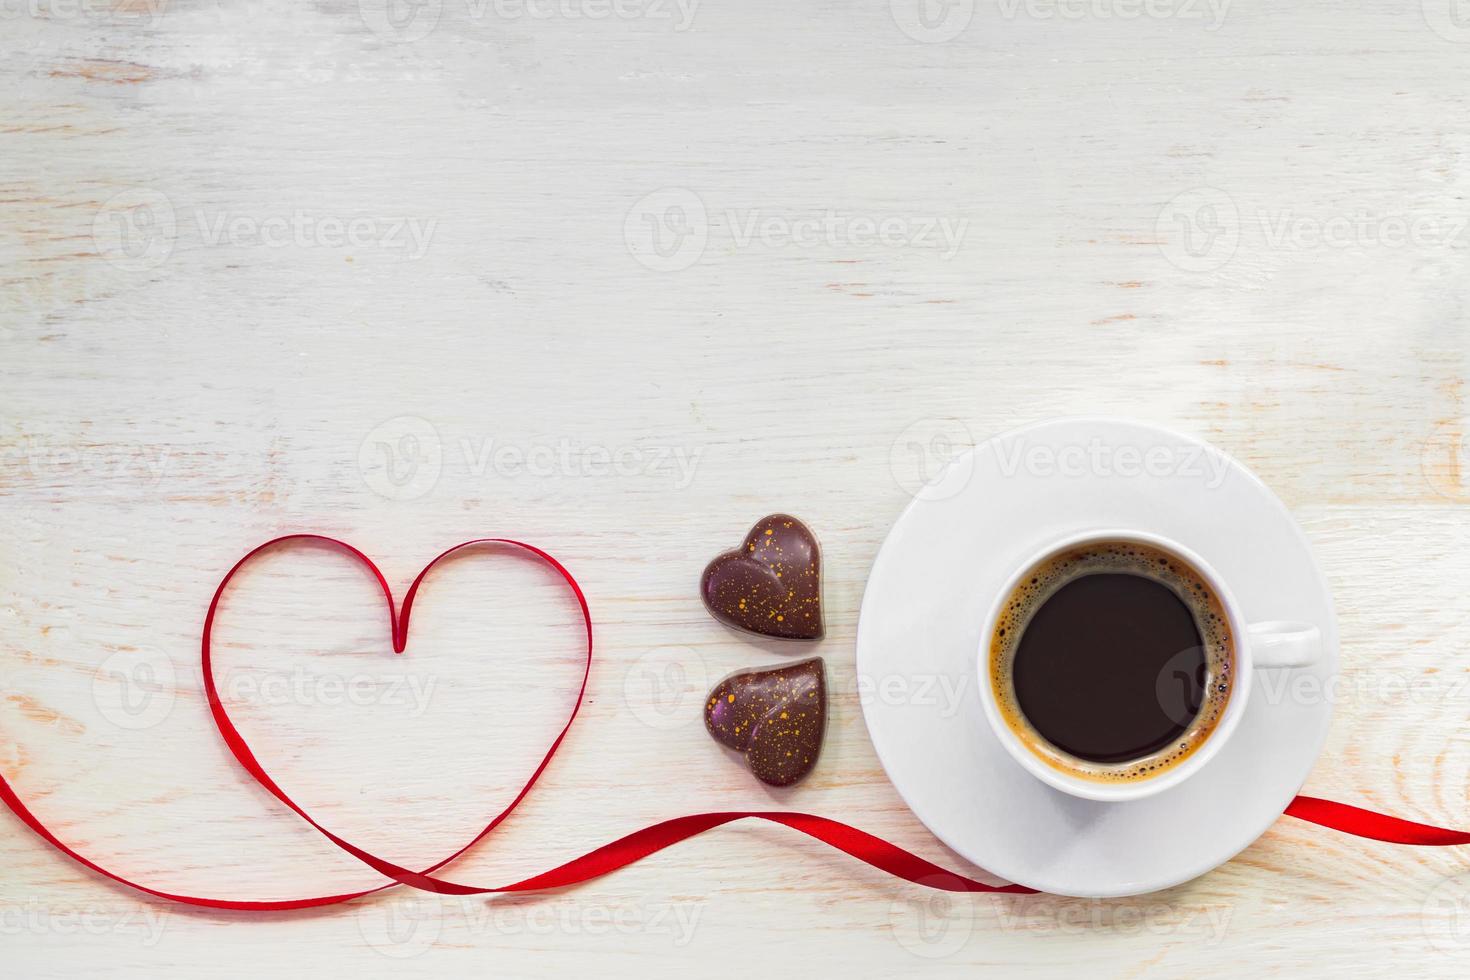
[{"x1": 5, "y1": 1, "x2": 1470, "y2": 975}]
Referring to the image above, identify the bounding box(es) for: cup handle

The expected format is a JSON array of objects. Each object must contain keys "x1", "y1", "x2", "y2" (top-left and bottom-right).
[{"x1": 1247, "y1": 620, "x2": 1322, "y2": 669}]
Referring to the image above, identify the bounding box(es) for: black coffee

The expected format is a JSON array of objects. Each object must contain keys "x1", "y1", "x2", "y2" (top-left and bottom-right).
[
  {"x1": 989, "y1": 540, "x2": 1234, "y2": 783},
  {"x1": 1013, "y1": 573, "x2": 1203, "y2": 762}
]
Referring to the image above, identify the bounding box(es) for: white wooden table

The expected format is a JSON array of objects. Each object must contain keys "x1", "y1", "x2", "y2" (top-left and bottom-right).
[{"x1": 5, "y1": 2, "x2": 1470, "y2": 975}]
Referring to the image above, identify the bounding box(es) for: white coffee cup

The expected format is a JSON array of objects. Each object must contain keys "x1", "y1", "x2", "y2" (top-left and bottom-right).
[{"x1": 977, "y1": 529, "x2": 1322, "y2": 803}]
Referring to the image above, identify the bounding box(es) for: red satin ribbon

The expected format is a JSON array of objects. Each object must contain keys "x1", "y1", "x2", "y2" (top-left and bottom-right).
[
  {"x1": 1283, "y1": 796, "x2": 1470, "y2": 846},
  {"x1": 0, "y1": 535, "x2": 1466, "y2": 910}
]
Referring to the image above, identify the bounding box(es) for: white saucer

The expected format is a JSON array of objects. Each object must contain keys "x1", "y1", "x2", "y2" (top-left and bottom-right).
[{"x1": 856, "y1": 418, "x2": 1337, "y2": 897}]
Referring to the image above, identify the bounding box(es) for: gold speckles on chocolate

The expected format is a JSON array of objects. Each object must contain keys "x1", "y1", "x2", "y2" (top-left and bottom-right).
[
  {"x1": 700, "y1": 513, "x2": 823, "y2": 640},
  {"x1": 704, "y1": 657, "x2": 826, "y2": 787}
]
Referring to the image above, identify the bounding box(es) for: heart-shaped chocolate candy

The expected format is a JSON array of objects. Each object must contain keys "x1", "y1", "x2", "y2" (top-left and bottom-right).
[
  {"x1": 704, "y1": 657, "x2": 826, "y2": 787},
  {"x1": 701, "y1": 513, "x2": 823, "y2": 640}
]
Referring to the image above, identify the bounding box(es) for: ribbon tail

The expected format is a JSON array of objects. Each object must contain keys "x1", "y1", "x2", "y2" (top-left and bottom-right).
[
  {"x1": 1285, "y1": 795, "x2": 1470, "y2": 846},
  {"x1": 499, "y1": 812, "x2": 1034, "y2": 894}
]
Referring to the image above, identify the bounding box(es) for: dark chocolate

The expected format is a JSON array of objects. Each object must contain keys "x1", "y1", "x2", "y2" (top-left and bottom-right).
[
  {"x1": 700, "y1": 514, "x2": 823, "y2": 640},
  {"x1": 704, "y1": 657, "x2": 826, "y2": 787}
]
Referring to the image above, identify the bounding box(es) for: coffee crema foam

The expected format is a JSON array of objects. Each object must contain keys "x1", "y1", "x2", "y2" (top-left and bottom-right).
[{"x1": 988, "y1": 540, "x2": 1235, "y2": 783}]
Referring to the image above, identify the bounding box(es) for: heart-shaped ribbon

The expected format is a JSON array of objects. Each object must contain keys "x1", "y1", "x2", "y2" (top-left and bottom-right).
[{"x1": 2, "y1": 534, "x2": 1467, "y2": 911}]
